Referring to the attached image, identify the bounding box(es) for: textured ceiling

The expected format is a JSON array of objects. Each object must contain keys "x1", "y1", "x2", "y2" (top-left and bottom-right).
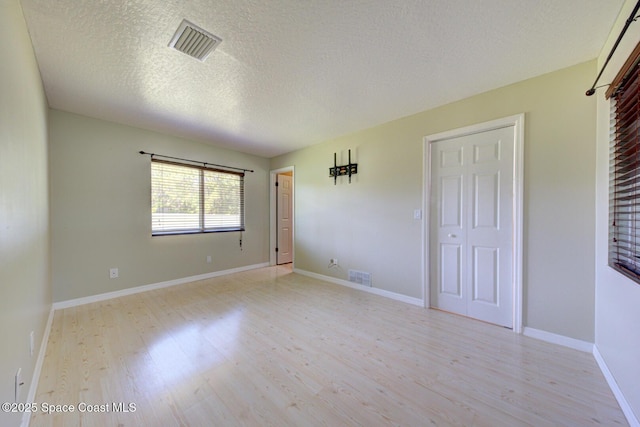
[{"x1": 20, "y1": 0, "x2": 623, "y2": 158}]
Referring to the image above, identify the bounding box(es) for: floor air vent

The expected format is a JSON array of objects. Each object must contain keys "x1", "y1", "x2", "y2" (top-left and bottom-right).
[
  {"x1": 169, "y1": 19, "x2": 222, "y2": 62},
  {"x1": 348, "y1": 269, "x2": 372, "y2": 287}
]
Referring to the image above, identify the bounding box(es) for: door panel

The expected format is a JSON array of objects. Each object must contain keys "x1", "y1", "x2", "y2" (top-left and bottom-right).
[
  {"x1": 277, "y1": 174, "x2": 293, "y2": 264},
  {"x1": 440, "y1": 243, "x2": 462, "y2": 296},
  {"x1": 441, "y1": 146, "x2": 464, "y2": 168},
  {"x1": 473, "y1": 172, "x2": 499, "y2": 229},
  {"x1": 437, "y1": 242, "x2": 465, "y2": 314},
  {"x1": 430, "y1": 126, "x2": 514, "y2": 328},
  {"x1": 472, "y1": 246, "x2": 498, "y2": 304},
  {"x1": 473, "y1": 139, "x2": 501, "y2": 164},
  {"x1": 441, "y1": 176, "x2": 463, "y2": 228}
]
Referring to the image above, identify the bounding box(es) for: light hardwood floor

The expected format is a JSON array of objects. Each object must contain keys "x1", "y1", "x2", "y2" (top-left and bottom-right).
[{"x1": 30, "y1": 266, "x2": 627, "y2": 426}]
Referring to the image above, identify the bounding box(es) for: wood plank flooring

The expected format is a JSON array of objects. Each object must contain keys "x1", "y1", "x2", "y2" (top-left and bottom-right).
[{"x1": 30, "y1": 266, "x2": 627, "y2": 426}]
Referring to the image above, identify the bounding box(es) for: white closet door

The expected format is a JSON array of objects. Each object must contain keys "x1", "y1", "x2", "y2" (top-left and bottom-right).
[{"x1": 430, "y1": 126, "x2": 514, "y2": 328}]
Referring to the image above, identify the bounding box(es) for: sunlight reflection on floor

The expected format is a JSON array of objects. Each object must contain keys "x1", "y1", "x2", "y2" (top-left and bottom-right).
[{"x1": 146, "y1": 309, "x2": 244, "y2": 392}]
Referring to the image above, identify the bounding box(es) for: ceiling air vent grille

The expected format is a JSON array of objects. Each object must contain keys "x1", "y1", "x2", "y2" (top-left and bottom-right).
[{"x1": 169, "y1": 19, "x2": 222, "y2": 62}]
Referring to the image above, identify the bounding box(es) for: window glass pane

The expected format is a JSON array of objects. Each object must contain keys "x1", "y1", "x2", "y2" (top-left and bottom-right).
[
  {"x1": 152, "y1": 162, "x2": 200, "y2": 232},
  {"x1": 204, "y1": 170, "x2": 243, "y2": 230}
]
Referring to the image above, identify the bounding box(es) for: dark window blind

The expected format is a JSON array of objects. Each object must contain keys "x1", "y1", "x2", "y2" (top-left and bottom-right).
[
  {"x1": 609, "y1": 59, "x2": 640, "y2": 282},
  {"x1": 151, "y1": 160, "x2": 244, "y2": 235}
]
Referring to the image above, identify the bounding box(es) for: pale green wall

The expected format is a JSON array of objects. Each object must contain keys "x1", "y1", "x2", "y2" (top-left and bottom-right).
[
  {"x1": 595, "y1": 0, "x2": 640, "y2": 420},
  {"x1": 272, "y1": 61, "x2": 597, "y2": 342},
  {"x1": 2, "y1": 0, "x2": 625, "y2": 419},
  {"x1": 49, "y1": 110, "x2": 271, "y2": 302},
  {"x1": 0, "y1": 0, "x2": 51, "y2": 425}
]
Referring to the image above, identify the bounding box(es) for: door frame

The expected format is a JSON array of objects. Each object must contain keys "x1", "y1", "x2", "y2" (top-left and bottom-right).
[
  {"x1": 423, "y1": 114, "x2": 524, "y2": 333},
  {"x1": 269, "y1": 166, "x2": 295, "y2": 266}
]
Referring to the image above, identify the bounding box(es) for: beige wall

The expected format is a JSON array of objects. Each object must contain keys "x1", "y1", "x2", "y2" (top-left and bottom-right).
[
  {"x1": 272, "y1": 61, "x2": 597, "y2": 342},
  {"x1": 0, "y1": 0, "x2": 51, "y2": 425},
  {"x1": 49, "y1": 110, "x2": 271, "y2": 302},
  {"x1": 595, "y1": 0, "x2": 640, "y2": 421}
]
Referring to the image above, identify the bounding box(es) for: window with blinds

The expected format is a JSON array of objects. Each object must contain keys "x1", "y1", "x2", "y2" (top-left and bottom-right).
[
  {"x1": 609, "y1": 55, "x2": 640, "y2": 283},
  {"x1": 151, "y1": 160, "x2": 245, "y2": 235}
]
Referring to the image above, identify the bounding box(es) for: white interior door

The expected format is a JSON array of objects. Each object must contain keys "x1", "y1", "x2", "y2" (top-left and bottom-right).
[
  {"x1": 276, "y1": 174, "x2": 293, "y2": 264},
  {"x1": 430, "y1": 125, "x2": 514, "y2": 328}
]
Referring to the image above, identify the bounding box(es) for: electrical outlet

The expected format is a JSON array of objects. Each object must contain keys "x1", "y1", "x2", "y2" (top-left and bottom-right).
[
  {"x1": 207, "y1": 255, "x2": 212, "y2": 264},
  {"x1": 109, "y1": 268, "x2": 119, "y2": 279}
]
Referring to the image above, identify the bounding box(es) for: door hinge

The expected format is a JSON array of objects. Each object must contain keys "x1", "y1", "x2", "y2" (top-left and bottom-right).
[
  {"x1": 275, "y1": 247, "x2": 279, "y2": 252},
  {"x1": 275, "y1": 181, "x2": 279, "y2": 187}
]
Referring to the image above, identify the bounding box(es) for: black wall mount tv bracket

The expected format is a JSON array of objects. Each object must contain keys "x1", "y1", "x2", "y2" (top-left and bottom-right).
[{"x1": 329, "y1": 149, "x2": 358, "y2": 185}]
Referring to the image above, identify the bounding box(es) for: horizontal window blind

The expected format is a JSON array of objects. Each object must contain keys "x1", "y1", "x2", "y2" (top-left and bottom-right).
[
  {"x1": 151, "y1": 160, "x2": 244, "y2": 235},
  {"x1": 609, "y1": 59, "x2": 640, "y2": 282}
]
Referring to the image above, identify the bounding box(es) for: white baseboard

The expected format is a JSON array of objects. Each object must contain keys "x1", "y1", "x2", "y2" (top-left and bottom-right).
[
  {"x1": 593, "y1": 346, "x2": 639, "y2": 427},
  {"x1": 53, "y1": 263, "x2": 269, "y2": 310},
  {"x1": 522, "y1": 327, "x2": 594, "y2": 353},
  {"x1": 294, "y1": 268, "x2": 424, "y2": 307},
  {"x1": 496, "y1": 328, "x2": 640, "y2": 425},
  {"x1": 21, "y1": 306, "x2": 54, "y2": 427}
]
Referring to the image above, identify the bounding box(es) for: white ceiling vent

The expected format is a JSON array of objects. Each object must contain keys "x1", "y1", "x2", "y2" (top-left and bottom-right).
[{"x1": 169, "y1": 19, "x2": 222, "y2": 62}]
